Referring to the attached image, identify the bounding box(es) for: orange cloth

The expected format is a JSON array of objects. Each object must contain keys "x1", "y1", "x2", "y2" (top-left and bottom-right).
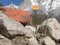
[{"x1": 5, "y1": 7, "x2": 31, "y2": 23}]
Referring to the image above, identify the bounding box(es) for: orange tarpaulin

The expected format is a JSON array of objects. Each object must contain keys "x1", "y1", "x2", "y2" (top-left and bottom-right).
[{"x1": 5, "y1": 7, "x2": 31, "y2": 23}]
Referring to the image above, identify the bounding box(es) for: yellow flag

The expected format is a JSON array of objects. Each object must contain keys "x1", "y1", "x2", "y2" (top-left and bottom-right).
[{"x1": 32, "y1": 5, "x2": 40, "y2": 10}]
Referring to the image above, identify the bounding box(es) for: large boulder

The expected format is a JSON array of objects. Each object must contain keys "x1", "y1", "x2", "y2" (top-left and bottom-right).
[
  {"x1": 0, "y1": 11, "x2": 34, "y2": 39},
  {"x1": 38, "y1": 18, "x2": 60, "y2": 41}
]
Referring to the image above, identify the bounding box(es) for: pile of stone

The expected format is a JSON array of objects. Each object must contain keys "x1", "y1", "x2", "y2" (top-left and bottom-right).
[
  {"x1": 0, "y1": 11, "x2": 38, "y2": 45},
  {"x1": 0, "y1": 10, "x2": 59, "y2": 45}
]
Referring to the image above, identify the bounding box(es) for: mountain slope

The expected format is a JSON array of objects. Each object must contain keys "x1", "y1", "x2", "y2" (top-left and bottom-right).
[
  {"x1": 5, "y1": 3, "x2": 19, "y2": 9},
  {"x1": 19, "y1": 0, "x2": 60, "y2": 16}
]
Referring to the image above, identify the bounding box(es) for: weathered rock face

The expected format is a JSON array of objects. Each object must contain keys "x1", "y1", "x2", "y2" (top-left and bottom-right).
[{"x1": 0, "y1": 34, "x2": 12, "y2": 45}]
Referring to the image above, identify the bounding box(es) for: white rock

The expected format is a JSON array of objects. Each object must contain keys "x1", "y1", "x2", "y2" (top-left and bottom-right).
[
  {"x1": 12, "y1": 36, "x2": 29, "y2": 45},
  {"x1": 39, "y1": 36, "x2": 56, "y2": 45},
  {"x1": 28, "y1": 38, "x2": 39, "y2": 45},
  {"x1": 25, "y1": 25, "x2": 36, "y2": 33},
  {"x1": 40, "y1": 18, "x2": 60, "y2": 41},
  {"x1": 0, "y1": 34, "x2": 12, "y2": 45},
  {"x1": 0, "y1": 11, "x2": 34, "y2": 38}
]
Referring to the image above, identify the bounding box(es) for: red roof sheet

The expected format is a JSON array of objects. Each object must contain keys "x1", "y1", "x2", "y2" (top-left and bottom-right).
[{"x1": 5, "y1": 7, "x2": 31, "y2": 23}]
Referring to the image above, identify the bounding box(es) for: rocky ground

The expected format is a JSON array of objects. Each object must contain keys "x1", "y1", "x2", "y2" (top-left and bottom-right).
[{"x1": 0, "y1": 11, "x2": 60, "y2": 45}]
